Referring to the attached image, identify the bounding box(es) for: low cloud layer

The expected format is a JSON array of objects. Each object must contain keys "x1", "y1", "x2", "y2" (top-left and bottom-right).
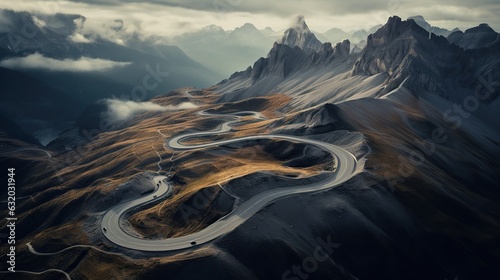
[
  {"x1": 68, "y1": 32, "x2": 95, "y2": 43},
  {"x1": 105, "y1": 99, "x2": 198, "y2": 122},
  {"x1": 0, "y1": 1, "x2": 497, "y2": 54},
  {"x1": 0, "y1": 53, "x2": 131, "y2": 72},
  {"x1": 1, "y1": 0, "x2": 498, "y2": 37}
]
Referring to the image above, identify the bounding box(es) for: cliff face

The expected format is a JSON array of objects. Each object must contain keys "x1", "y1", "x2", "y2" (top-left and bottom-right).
[
  {"x1": 245, "y1": 39, "x2": 350, "y2": 80},
  {"x1": 217, "y1": 16, "x2": 499, "y2": 131},
  {"x1": 225, "y1": 16, "x2": 351, "y2": 83},
  {"x1": 448, "y1": 23, "x2": 499, "y2": 50},
  {"x1": 351, "y1": 16, "x2": 500, "y2": 105},
  {"x1": 351, "y1": 16, "x2": 468, "y2": 98}
]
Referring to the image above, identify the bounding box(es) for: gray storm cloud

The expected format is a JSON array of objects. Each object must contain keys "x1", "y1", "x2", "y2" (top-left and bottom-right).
[
  {"x1": 55, "y1": 0, "x2": 500, "y2": 18},
  {"x1": 0, "y1": 1, "x2": 498, "y2": 41},
  {"x1": 104, "y1": 99, "x2": 198, "y2": 122},
  {"x1": 0, "y1": 53, "x2": 131, "y2": 72}
]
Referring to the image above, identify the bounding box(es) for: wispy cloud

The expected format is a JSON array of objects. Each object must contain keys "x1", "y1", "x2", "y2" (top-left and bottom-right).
[
  {"x1": 68, "y1": 32, "x2": 95, "y2": 43},
  {"x1": 0, "y1": 0, "x2": 498, "y2": 35},
  {"x1": 105, "y1": 99, "x2": 198, "y2": 122},
  {"x1": 0, "y1": 53, "x2": 131, "y2": 72}
]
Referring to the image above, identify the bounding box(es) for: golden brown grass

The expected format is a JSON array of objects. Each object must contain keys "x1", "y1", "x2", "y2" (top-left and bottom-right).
[
  {"x1": 2, "y1": 91, "x2": 360, "y2": 279},
  {"x1": 128, "y1": 142, "x2": 327, "y2": 238},
  {"x1": 5, "y1": 92, "x2": 327, "y2": 277}
]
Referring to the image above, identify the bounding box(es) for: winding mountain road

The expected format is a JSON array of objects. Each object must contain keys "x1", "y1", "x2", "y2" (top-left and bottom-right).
[{"x1": 101, "y1": 111, "x2": 357, "y2": 251}]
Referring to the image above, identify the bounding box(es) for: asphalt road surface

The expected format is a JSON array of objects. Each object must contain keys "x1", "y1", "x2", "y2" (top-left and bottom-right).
[{"x1": 101, "y1": 111, "x2": 357, "y2": 251}]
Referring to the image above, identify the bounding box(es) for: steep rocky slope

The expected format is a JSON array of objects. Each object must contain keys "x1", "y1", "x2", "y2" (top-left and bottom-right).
[
  {"x1": 447, "y1": 23, "x2": 499, "y2": 49},
  {"x1": 217, "y1": 16, "x2": 500, "y2": 130}
]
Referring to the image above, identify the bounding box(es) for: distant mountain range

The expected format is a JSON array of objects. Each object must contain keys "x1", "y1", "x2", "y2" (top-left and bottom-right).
[
  {"x1": 1, "y1": 8, "x2": 497, "y2": 146},
  {"x1": 0, "y1": 9, "x2": 220, "y2": 144},
  {"x1": 171, "y1": 23, "x2": 279, "y2": 77},
  {"x1": 217, "y1": 16, "x2": 500, "y2": 131},
  {"x1": 172, "y1": 15, "x2": 462, "y2": 78}
]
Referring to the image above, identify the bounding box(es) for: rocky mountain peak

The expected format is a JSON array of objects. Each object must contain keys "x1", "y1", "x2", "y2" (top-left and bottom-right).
[
  {"x1": 352, "y1": 16, "x2": 461, "y2": 96},
  {"x1": 231, "y1": 22, "x2": 264, "y2": 39},
  {"x1": 473, "y1": 23, "x2": 495, "y2": 33},
  {"x1": 0, "y1": 9, "x2": 84, "y2": 54},
  {"x1": 333, "y1": 39, "x2": 350, "y2": 57},
  {"x1": 280, "y1": 15, "x2": 322, "y2": 51},
  {"x1": 447, "y1": 23, "x2": 498, "y2": 49},
  {"x1": 235, "y1": 23, "x2": 259, "y2": 32},
  {"x1": 293, "y1": 15, "x2": 309, "y2": 30},
  {"x1": 407, "y1": 15, "x2": 452, "y2": 37}
]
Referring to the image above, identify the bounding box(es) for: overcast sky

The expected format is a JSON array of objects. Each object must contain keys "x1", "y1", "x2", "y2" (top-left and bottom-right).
[{"x1": 0, "y1": 0, "x2": 498, "y2": 37}]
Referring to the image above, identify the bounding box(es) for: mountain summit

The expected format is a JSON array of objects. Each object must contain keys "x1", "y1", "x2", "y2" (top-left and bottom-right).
[
  {"x1": 407, "y1": 15, "x2": 452, "y2": 36},
  {"x1": 447, "y1": 23, "x2": 499, "y2": 49},
  {"x1": 280, "y1": 15, "x2": 322, "y2": 51},
  {"x1": 219, "y1": 15, "x2": 499, "y2": 128}
]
